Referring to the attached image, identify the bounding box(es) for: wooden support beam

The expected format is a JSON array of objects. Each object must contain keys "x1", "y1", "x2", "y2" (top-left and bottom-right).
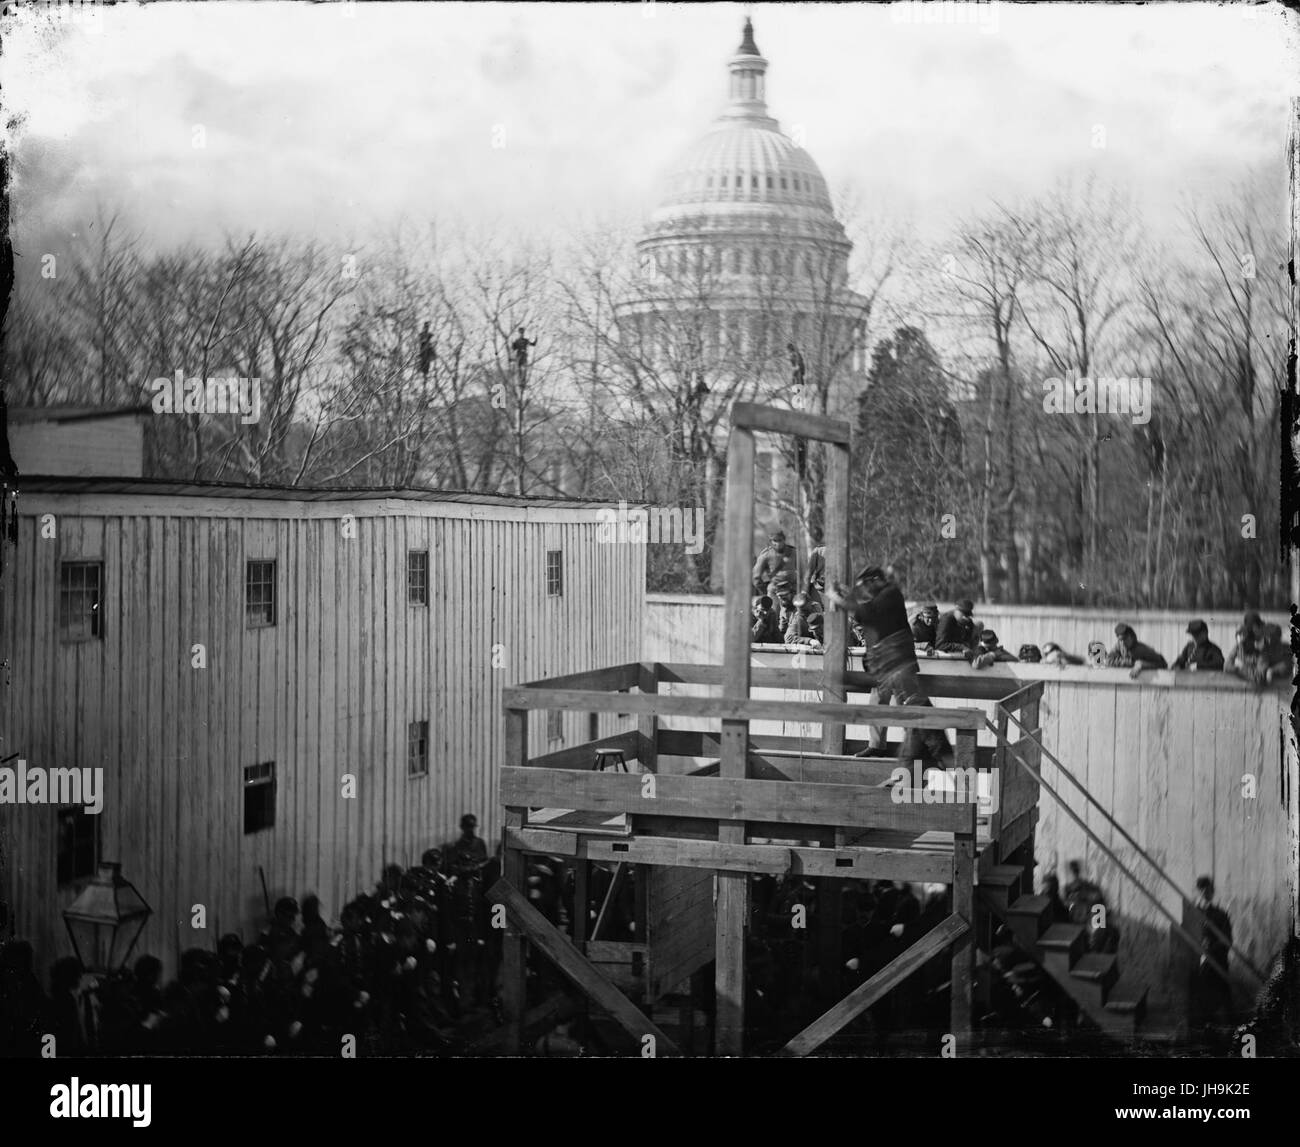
[
  {"x1": 506, "y1": 825, "x2": 579, "y2": 857},
  {"x1": 717, "y1": 421, "x2": 755, "y2": 1057},
  {"x1": 777, "y1": 914, "x2": 969, "y2": 1057},
  {"x1": 950, "y1": 727, "x2": 978, "y2": 1049},
  {"x1": 486, "y1": 878, "x2": 681, "y2": 1057},
  {"x1": 521, "y1": 663, "x2": 643, "y2": 692},
  {"x1": 500, "y1": 706, "x2": 529, "y2": 1055},
  {"x1": 500, "y1": 766, "x2": 977, "y2": 833},
  {"x1": 659, "y1": 728, "x2": 874, "y2": 758},
  {"x1": 730, "y1": 400, "x2": 852, "y2": 444},
  {"x1": 747, "y1": 750, "x2": 900, "y2": 787},
  {"x1": 590, "y1": 862, "x2": 627, "y2": 942},
  {"x1": 502, "y1": 685, "x2": 986, "y2": 730},
  {"x1": 821, "y1": 440, "x2": 850, "y2": 756},
  {"x1": 580, "y1": 836, "x2": 953, "y2": 882},
  {"x1": 637, "y1": 663, "x2": 659, "y2": 774},
  {"x1": 653, "y1": 662, "x2": 1028, "y2": 702}
]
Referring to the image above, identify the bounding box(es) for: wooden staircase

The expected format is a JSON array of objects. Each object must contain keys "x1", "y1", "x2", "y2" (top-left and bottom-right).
[{"x1": 980, "y1": 863, "x2": 1150, "y2": 1040}]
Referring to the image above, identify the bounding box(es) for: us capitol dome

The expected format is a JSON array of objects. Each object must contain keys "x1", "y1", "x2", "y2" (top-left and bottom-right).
[{"x1": 615, "y1": 18, "x2": 870, "y2": 399}]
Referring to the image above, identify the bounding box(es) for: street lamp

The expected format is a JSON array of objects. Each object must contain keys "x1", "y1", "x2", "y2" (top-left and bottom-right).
[{"x1": 61, "y1": 862, "x2": 152, "y2": 975}]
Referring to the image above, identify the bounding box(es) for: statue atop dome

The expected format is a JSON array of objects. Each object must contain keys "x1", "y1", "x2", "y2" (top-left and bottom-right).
[{"x1": 737, "y1": 17, "x2": 761, "y2": 57}]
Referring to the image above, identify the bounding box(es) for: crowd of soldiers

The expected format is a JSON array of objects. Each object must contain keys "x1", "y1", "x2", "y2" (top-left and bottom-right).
[
  {"x1": 751, "y1": 529, "x2": 1290, "y2": 690},
  {"x1": 0, "y1": 815, "x2": 506, "y2": 1058}
]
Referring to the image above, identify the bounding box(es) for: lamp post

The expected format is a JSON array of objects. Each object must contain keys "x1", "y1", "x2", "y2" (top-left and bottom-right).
[{"x1": 61, "y1": 861, "x2": 152, "y2": 976}]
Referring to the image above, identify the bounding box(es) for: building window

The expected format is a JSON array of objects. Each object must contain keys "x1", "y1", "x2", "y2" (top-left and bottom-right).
[
  {"x1": 547, "y1": 710, "x2": 563, "y2": 744},
  {"x1": 780, "y1": 176, "x2": 788, "y2": 190},
  {"x1": 57, "y1": 806, "x2": 98, "y2": 886},
  {"x1": 243, "y1": 761, "x2": 276, "y2": 834},
  {"x1": 59, "y1": 561, "x2": 103, "y2": 642},
  {"x1": 751, "y1": 174, "x2": 758, "y2": 190},
  {"x1": 546, "y1": 550, "x2": 564, "y2": 597},
  {"x1": 766, "y1": 175, "x2": 773, "y2": 190},
  {"x1": 246, "y1": 561, "x2": 276, "y2": 628},
  {"x1": 408, "y1": 551, "x2": 429, "y2": 606},
  {"x1": 408, "y1": 720, "x2": 429, "y2": 777}
]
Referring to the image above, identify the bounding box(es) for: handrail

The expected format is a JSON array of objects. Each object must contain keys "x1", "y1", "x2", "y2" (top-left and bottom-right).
[
  {"x1": 987, "y1": 715, "x2": 1260, "y2": 990},
  {"x1": 994, "y1": 704, "x2": 1265, "y2": 984}
]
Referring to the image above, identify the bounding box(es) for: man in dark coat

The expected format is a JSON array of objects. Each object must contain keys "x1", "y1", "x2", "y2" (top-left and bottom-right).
[
  {"x1": 752, "y1": 530, "x2": 797, "y2": 597},
  {"x1": 825, "y1": 566, "x2": 950, "y2": 764},
  {"x1": 911, "y1": 603, "x2": 939, "y2": 647},
  {"x1": 1107, "y1": 623, "x2": 1167, "y2": 678},
  {"x1": 751, "y1": 595, "x2": 781, "y2": 643},
  {"x1": 1172, "y1": 619, "x2": 1225, "y2": 671},
  {"x1": 935, "y1": 598, "x2": 978, "y2": 655},
  {"x1": 1191, "y1": 876, "x2": 1233, "y2": 1028}
]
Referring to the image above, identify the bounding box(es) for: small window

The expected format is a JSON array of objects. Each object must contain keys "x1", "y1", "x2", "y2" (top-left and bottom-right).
[
  {"x1": 408, "y1": 551, "x2": 429, "y2": 606},
  {"x1": 408, "y1": 720, "x2": 429, "y2": 777},
  {"x1": 246, "y1": 561, "x2": 276, "y2": 628},
  {"x1": 57, "y1": 807, "x2": 98, "y2": 886},
  {"x1": 547, "y1": 710, "x2": 563, "y2": 744},
  {"x1": 706, "y1": 175, "x2": 713, "y2": 189},
  {"x1": 780, "y1": 176, "x2": 788, "y2": 190},
  {"x1": 751, "y1": 175, "x2": 758, "y2": 190},
  {"x1": 243, "y1": 761, "x2": 276, "y2": 834},
  {"x1": 59, "y1": 561, "x2": 103, "y2": 641},
  {"x1": 546, "y1": 550, "x2": 563, "y2": 597},
  {"x1": 766, "y1": 175, "x2": 773, "y2": 190}
]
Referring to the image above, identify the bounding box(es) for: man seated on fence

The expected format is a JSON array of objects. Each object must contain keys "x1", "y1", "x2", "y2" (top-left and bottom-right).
[
  {"x1": 1107, "y1": 623, "x2": 1167, "y2": 679},
  {"x1": 971, "y1": 629, "x2": 1018, "y2": 669},
  {"x1": 1042, "y1": 641, "x2": 1085, "y2": 666},
  {"x1": 935, "y1": 598, "x2": 979, "y2": 655},
  {"x1": 825, "y1": 566, "x2": 951, "y2": 765},
  {"x1": 751, "y1": 595, "x2": 782, "y2": 644},
  {"x1": 769, "y1": 569, "x2": 798, "y2": 633},
  {"x1": 911, "y1": 603, "x2": 939, "y2": 648},
  {"x1": 1259, "y1": 623, "x2": 1292, "y2": 684},
  {"x1": 784, "y1": 593, "x2": 824, "y2": 648},
  {"x1": 1171, "y1": 618, "x2": 1225, "y2": 672},
  {"x1": 1018, "y1": 644, "x2": 1042, "y2": 664},
  {"x1": 1230, "y1": 621, "x2": 1291, "y2": 687},
  {"x1": 805, "y1": 541, "x2": 826, "y2": 606},
  {"x1": 752, "y1": 529, "x2": 797, "y2": 597}
]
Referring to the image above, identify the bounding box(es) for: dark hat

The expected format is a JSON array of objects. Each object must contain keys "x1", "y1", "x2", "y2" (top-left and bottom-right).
[
  {"x1": 922, "y1": 603, "x2": 938, "y2": 613},
  {"x1": 460, "y1": 813, "x2": 478, "y2": 829},
  {"x1": 1019, "y1": 644, "x2": 1042, "y2": 662},
  {"x1": 1243, "y1": 610, "x2": 1262, "y2": 629},
  {"x1": 856, "y1": 564, "x2": 886, "y2": 584},
  {"x1": 1186, "y1": 619, "x2": 1207, "y2": 635},
  {"x1": 753, "y1": 594, "x2": 773, "y2": 609},
  {"x1": 980, "y1": 629, "x2": 998, "y2": 646},
  {"x1": 1114, "y1": 623, "x2": 1133, "y2": 637},
  {"x1": 956, "y1": 599, "x2": 974, "y2": 613}
]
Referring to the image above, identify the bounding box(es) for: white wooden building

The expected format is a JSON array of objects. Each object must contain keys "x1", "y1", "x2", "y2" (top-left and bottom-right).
[{"x1": 0, "y1": 477, "x2": 644, "y2": 974}]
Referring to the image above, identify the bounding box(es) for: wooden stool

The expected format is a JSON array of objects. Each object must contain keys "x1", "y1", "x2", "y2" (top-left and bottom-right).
[{"x1": 593, "y1": 748, "x2": 629, "y2": 772}]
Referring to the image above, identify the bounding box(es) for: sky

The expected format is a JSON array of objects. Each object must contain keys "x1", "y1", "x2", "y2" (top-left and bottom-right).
[{"x1": 4, "y1": 1, "x2": 1297, "y2": 262}]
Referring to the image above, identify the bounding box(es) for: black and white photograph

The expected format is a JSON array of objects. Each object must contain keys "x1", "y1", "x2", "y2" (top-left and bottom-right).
[{"x1": 1, "y1": 0, "x2": 1299, "y2": 1107}]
